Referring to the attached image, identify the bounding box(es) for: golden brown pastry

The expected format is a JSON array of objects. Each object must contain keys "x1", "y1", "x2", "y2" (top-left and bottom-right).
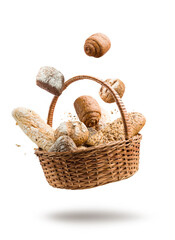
[
  {"x1": 54, "y1": 121, "x2": 89, "y2": 146},
  {"x1": 99, "y1": 79, "x2": 125, "y2": 103},
  {"x1": 84, "y1": 33, "x2": 111, "y2": 58},
  {"x1": 74, "y1": 95, "x2": 101, "y2": 127}
]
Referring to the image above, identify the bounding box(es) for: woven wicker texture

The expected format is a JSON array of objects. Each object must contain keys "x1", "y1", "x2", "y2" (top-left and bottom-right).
[{"x1": 35, "y1": 75, "x2": 142, "y2": 190}]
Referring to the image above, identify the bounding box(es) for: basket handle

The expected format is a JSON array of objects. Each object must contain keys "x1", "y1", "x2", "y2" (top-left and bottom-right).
[{"x1": 47, "y1": 75, "x2": 131, "y2": 139}]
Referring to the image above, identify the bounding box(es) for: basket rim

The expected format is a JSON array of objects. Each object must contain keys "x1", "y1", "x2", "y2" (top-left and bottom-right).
[{"x1": 35, "y1": 133, "x2": 142, "y2": 156}]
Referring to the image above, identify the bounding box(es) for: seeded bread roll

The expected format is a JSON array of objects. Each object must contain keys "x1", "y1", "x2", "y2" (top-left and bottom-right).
[
  {"x1": 88, "y1": 127, "x2": 98, "y2": 136},
  {"x1": 85, "y1": 127, "x2": 103, "y2": 146},
  {"x1": 49, "y1": 135, "x2": 77, "y2": 152},
  {"x1": 36, "y1": 66, "x2": 64, "y2": 96},
  {"x1": 54, "y1": 121, "x2": 89, "y2": 146},
  {"x1": 99, "y1": 79, "x2": 125, "y2": 103},
  {"x1": 86, "y1": 112, "x2": 146, "y2": 146},
  {"x1": 74, "y1": 95, "x2": 101, "y2": 127},
  {"x1": 12, "y1": 107, "x2": 55, "y2": 151}
]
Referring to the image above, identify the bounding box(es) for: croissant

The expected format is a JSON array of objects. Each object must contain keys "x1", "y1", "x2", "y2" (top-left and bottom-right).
[
  {"x1": 74, "y1": 95, "x2": 101, "y2": 127},
  {"x1": 84, "y1": 33, "x2": 111, "y2": 58}
]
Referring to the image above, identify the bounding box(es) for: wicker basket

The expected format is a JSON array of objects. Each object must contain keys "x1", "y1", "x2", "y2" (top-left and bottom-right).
[{"x1": 35, "y1": 75, "x2": 142, "y2": 190}]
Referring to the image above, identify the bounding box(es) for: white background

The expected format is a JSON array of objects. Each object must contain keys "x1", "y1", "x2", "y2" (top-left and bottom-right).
[{"x1": 1, "y1": 0, "x2": 175, "y2": 239}]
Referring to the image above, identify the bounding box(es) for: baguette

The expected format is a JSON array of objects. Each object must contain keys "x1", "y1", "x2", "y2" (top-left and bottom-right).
[{"x1": 12, "y1": 107, "x2": 55, "y2": 151}]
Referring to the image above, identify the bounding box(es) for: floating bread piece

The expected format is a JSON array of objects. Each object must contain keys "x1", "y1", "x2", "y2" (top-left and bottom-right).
[
  {"x1": 36, "y1": 66, "x2": 64, "y2": 96},
  {"x1": 74, "y1": 95, "x2": 101, "y2": 127},
  {"x1": 54, "y1": 121, "x2": 89, "y2": 146},
  {"x1": 99, "y1": 79, "x2": 125, "y2": 103},
  {"x1": 49, "y1": 135, "x2": 77, "y2": 152},
  {"x1": 84, "y1": 33, "x2": 111, "y2": 58},
  {"x1": 12, "y1": 107, "x2": 55, "y2": 151},
  {"x1": 86, "y1": 112, "x2": 146, "y2": 146}
]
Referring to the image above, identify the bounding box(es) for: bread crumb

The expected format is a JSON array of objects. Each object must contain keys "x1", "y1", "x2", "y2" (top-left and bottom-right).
[{"x1": 16, "y1": 144, "x2": 21, "y2": 147}]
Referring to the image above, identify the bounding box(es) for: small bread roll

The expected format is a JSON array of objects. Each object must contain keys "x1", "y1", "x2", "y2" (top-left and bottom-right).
[
  {"x1": 86, "y1": 112, "x2": 146, "y2": 146},
  {"x1": 127, "y1": 112, "x2": 146, "y2": 137},
  {"x1": 74, "y1": 95, "x2": 101, "y2": 127},
  {"x1": 12, "y1": 107, "x2": 55, "y2": 151},
  {"x1": 49, "y1": 135, "x2": 77, "y2": 152},
  {"x1": 99, "y1": 79, "x2": 125, "y2": 103},
  {"x1": 54, "y1": 121, "x2": 89, "y2": 146},
  {"x1": 84, "y1": 33, "x2": 111, "y2": 58}
]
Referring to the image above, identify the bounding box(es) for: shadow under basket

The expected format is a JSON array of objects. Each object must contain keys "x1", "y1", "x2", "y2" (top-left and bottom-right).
[{"x1": 35, "y1": 75, "x2": 143, "y2": 190}]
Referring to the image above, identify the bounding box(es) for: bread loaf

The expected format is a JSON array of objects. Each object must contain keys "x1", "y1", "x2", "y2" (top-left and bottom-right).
[
  {"x1": 74, "y1": 95, "x2": 101, "y2": 127},
  {"x1": 36, "y1": 66, "x2": 64, "y2": 96},
  {"x1": 12, "y1": 107, "x2": 55, "y2": 151},
  {"x1": 99, "y1": 79, "x2": 125, "y2": 103},
  {"x1": 86, "y1": 112, "x2": 146, "y2": 146},
  {"x1": 49, "y1": 135, "x2": 77, "y2": 152},
  {"x1": 54, "y1": 121, "x2": 89, "y2": 146}
]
